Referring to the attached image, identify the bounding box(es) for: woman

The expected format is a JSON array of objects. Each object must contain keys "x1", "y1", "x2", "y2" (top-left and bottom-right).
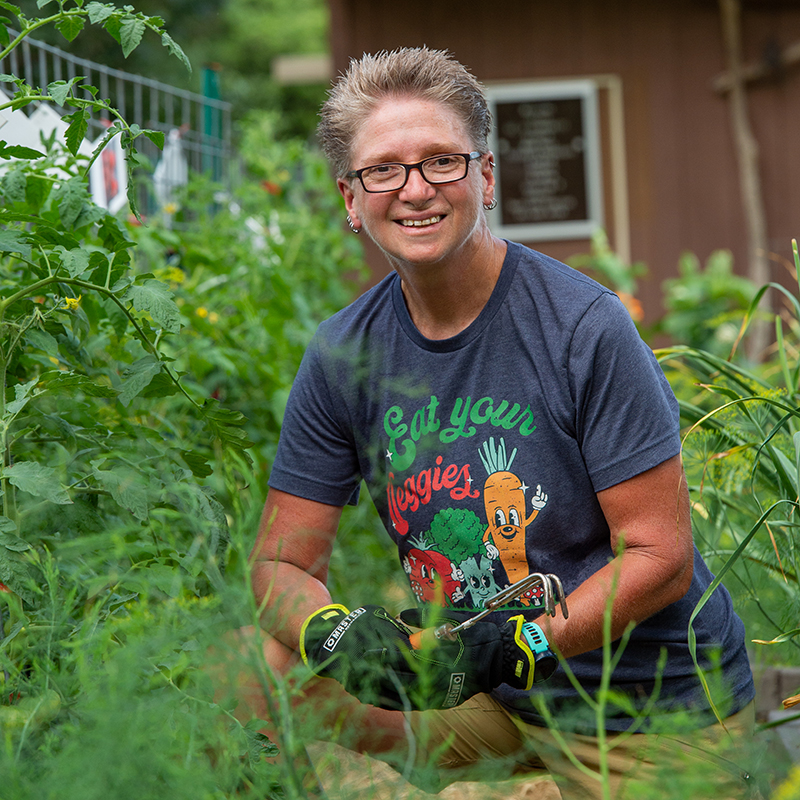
[{"x1": 246, "y1": 47, "x2": 757, "y2": 799}]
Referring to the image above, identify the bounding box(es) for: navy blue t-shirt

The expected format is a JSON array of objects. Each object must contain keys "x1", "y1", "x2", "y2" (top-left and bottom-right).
[{"x1": 269, "y1": 241, "x2": 754, "y2": 731}]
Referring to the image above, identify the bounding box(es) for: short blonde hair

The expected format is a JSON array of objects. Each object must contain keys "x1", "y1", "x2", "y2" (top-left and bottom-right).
[{"x1": 318, "y1": 47, "x2": 492, "y2": 178}]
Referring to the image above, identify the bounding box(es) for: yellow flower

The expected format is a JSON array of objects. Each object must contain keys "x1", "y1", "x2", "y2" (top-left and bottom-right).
[
  {"x1": 163, "y1": 202, "x2": 178, "y2": 215},
  {"x1": 63, "y1": 295, "x2": 81, "y2": 310},
  {"x1": 155, "y1": 266, "x2": 185, "y2": 285},
  {"x1": 208, "y1": 311, "x2": 219, "y2": 324},
  {"x1": 773, "y1": 764, "x2": 800, "y2": 800},
  {"x1": 196, "y1": 306, "x2": 209, "y2": 319}
]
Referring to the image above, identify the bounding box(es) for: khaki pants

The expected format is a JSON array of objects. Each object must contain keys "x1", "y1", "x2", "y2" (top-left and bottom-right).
[{"x1": 405, "y1": 694, "x2": 759, "y2": 799}]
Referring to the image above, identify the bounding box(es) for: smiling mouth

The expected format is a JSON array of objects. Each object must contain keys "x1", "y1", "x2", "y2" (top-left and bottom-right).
[{"x1": 399, "y1": 216, "x2": 442, "y2": 227}]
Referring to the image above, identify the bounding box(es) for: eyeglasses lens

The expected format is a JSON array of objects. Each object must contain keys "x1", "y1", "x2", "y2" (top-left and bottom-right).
[{"x1": 361, "y1": 154, "x2": 469, "y2": 192}]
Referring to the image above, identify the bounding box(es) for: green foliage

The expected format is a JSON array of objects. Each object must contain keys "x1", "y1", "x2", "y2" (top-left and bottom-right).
[
  {"x1": 658, "y1": 249, "x2": 758, "y2": 356},
  {"x1": 568, "y1": 228, "x2": 647, "y2": 297},
  {"x1": 0, "y1": 6, "x2": 372, "y2": 798},
  {"x1": 568, "y1": 229, "x2": 647, "y2": 328},
  {"x1": 11, "y1": 0, "x2": 330, "y2": 141},
  {"x1": 126, "y1": 110, "x2": 366, "y2": 494},
  {"x1": 658, "y1": 242, "x2": 800, "y2": 676},
  {"x1": 1, "y1": 1, "x2": 189, "y2": 220}
]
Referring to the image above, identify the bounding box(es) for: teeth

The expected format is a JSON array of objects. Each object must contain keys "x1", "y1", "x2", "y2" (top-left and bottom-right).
[{"x1": 400, "y1": 216, "x2": 441, "y2": 227}]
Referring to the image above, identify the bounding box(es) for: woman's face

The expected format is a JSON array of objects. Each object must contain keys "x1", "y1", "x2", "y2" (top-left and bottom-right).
[{"x1": 338, "y1": 96, "x2": 495, "y2": 271}]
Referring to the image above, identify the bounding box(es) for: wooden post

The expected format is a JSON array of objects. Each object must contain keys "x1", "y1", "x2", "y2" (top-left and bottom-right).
[{"x1": 719, "y1": 0, "x2": 770, "y2": 359}]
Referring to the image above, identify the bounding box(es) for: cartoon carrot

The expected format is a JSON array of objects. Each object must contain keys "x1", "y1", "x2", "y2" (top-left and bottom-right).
[{"x1": 478, "y1": 437, "x2": 547, "y2": 586}]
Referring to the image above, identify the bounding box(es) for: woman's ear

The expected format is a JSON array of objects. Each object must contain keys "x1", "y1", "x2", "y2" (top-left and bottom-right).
[
  {"x1": 337, "y1": 178, "x2": 361, "y2": 231},
  {"x1": 481, "y1": 152, "x2": 497, "y2": 208}
]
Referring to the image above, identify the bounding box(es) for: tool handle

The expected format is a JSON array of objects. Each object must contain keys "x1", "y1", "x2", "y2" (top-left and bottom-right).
[{"x1": 409, "y1": 623, "x2": 454, "y2": 650}]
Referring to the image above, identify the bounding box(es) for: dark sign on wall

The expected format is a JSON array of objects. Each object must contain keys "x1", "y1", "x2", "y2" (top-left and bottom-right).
[{"x1": 485, "y1": 80, "x2": 603, "y2": 241}]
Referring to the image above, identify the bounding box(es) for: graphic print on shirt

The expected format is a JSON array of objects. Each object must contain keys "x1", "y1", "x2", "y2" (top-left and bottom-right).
[
  {"x1": 403, "y1": 531, "x2": 466, "y2": 606},
  {"x1": 402, "y1": 508, "x2": 500, "y2": 608},
  {"x1": 478, "y1": 437, "x2": 548, "y2": 587},
  {"x1": 387, "y1": 414, "x2": 547, "y2": 610}
]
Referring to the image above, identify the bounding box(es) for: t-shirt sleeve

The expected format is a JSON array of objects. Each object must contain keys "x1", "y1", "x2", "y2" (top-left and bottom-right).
[
  {"x1": 267, "y1": 331, "x2": 362, "y2": 506},
  {"x1": 568, "y1": 292, "x2": 681, "y2": 492}
]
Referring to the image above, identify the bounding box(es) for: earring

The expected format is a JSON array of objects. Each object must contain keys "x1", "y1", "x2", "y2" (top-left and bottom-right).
[
  {"x1": 484, "y1": 198, "x2": 498, "y2": 211},
  {"x1": 346, "y1": 214, "x2": 360, "y2": 234}
]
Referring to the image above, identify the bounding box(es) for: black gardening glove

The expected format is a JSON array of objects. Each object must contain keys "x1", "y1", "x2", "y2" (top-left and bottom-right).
[
  {"x1": 400, "y1": 607, "x2": 558, "y2": 692},
  {"x1": 300, "y1": 604, "x2": 557, "y2": 712},
  {"x1": 300, "y1": 604, "x2": 415, "y2": 707},
  {"x1": 299, "y1": 604, "x2": 503, "y2": 710}
]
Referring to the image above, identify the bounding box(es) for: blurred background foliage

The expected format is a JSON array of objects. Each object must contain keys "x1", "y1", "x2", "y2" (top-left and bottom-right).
[{"x1": 12, "y1": 0, "x2": 330, "y2": 139}]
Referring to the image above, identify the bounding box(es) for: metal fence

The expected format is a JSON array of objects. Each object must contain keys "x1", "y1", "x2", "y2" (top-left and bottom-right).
[{"x1": 1, "y1": 32, "x2": 232, "y2": 202}]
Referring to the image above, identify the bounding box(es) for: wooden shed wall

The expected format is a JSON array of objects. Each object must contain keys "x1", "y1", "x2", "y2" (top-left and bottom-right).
[{"x1": 327, "y1": 0, "x2": 800, "y2": 322}]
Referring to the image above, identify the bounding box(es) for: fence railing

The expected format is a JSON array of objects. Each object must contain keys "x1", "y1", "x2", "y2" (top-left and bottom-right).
[{"x1": 1, "y1": 32, "x2": 232, "y2": 208}]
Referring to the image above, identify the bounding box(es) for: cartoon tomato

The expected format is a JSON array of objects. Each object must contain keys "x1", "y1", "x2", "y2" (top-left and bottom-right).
[{"x1": 403, "y1": 548, "x2": 462, "y2": 606}]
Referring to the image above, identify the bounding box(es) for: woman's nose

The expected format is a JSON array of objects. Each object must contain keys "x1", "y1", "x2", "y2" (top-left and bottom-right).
[{"x1": 399, "y1": 166, "x2": 436, "y2": 202}]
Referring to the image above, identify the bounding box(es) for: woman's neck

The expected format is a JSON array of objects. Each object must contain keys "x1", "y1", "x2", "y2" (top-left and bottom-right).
[{"x1": 395, "y1": 234, "x2": 507, "y2": 340}]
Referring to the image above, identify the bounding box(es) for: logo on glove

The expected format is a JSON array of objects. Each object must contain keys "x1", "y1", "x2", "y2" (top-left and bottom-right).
[
  {"x1": 444, "y1": 672, "x2": 466, "y2": 707},
  {"x1": 323, "y1": 607, "x2": 367, "y2": 652}
]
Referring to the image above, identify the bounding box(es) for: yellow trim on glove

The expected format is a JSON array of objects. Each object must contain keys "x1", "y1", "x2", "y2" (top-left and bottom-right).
[
  {"x1": 298, "y1": 603, "x2": 350, "y2": 666},
  {"x1": 508, "y1": 613, "x2": 536, "y2": 691}
]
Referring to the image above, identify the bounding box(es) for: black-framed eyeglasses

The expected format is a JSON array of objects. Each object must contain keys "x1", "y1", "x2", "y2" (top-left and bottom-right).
[{"x1": 346, "y1": 151, "x2": 482, "y2": 193}]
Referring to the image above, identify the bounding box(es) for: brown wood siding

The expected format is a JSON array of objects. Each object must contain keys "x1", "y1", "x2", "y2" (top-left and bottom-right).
[{"x1": 327, "y1": 0, "x2": 800, "y2": 323}]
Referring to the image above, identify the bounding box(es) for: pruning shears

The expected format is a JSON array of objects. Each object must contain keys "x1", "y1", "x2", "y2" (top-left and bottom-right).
[{"x1": 408, "y1": 572, "x2": 569, "y2": 649}]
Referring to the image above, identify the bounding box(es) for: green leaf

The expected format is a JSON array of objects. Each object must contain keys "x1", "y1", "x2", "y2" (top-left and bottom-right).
[
  {"x1": 0, "y1": 3, "x2": 22, "y2": 20},
  {"x1": 161, "y1": 32, "x2": 191, "y2": 74},
  {"x1": 752, "y1": 628, "x2": 800, "y2": 645},
  {"x1": 118, "y1": 354, "x2": 162, "y2": 406},
  {"x1": 181, "y1": 450, "x2": 212, "y2": 479},
  {"x1": 244, "y1": 728, "x2": 279, "y2": 767},
  {"x1": 126, "y1": 166, "x2": 140, "y2": 220},
  {"x1": 72, "y1": 200, "x2": 106, "y2": 230},
  {"x1": 52, "y1": 176, "x2": 87, "y2": 227},
  {"x1": 47, "y1": 77, "x2": 83, "y2": 107},
  {"x1": 24, "y1": 329, "x2": 59, "y2": 357},
  {"x1": 3, "y1": 462, "x2": 72, "y2": 505},
  {"x1": 0, "y1": 140, "x2": 45, "y2": 160},
  {"x1": 0, "y1": 229, "x2": 31, "y2": 260},
  {"x1": 1, "y1": 165, "x2": 27, "y2": 204},
  {"x1": 39, "y1": 371, "x2": 117, "y2": 398},
  {"x1": 86, "y1": 1, "x2": 115, "y2": 23},
  {"x1": 0, "y1": 549, "x2": 34, "y2": 606},
  {"x1": 62, "y1": 107, "x2": 89, "y2": 156},
  {"x1": 201, "y1": 400, "x2": 254, "y2": 468},
  {"x1": 0, "y1": 532, "x2": 32, "y2": 553},
  {"x1": 5, "y1": 379, "x2": 39, "y2": 417},
  {"x1": 92, "y1": 465, "x2": 151, "y2": 521},
  {"x1": 37, "y1": 0, "x2": 56, "y2": 7},
  {"x1": 24, "y1": 173, "x2": 51, "y2": 213},
  {"x1": 98, "y1": 214, "x2": 134, "y2": 253},
  {"x1": 55, "y1": 14, "x2": 84, "y2": 42},
  {"x1": 8, "y1": 83, "x2": 36, "y2": 112},
  {"x1": 124, "y1": 279, "x2": 181, "y2": 333},
  {"x1": 54, "y1": 245, "x2": 91, "y2": 278},
  {"x1": 119, "y1": 15, "x2": 145, "y2": 57},
  {"x1": 103, "y1": 12, "x2": 122, "y2": 43},
  {"x1": 143, "y1": 128, "x2": 164, "y2": 150},
  {"x1": 139, "y1": 371, "x2": 178, "y2": 399}
]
